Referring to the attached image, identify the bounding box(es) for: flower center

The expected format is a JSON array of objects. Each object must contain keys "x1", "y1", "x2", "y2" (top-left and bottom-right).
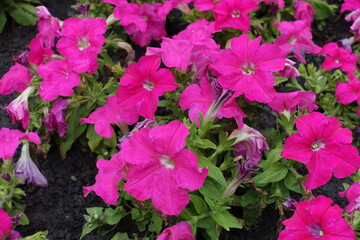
[
  {"x1": 78, "y1": 37, "x2": 90, "y2": 51},
  {"x1": 143, "y1": 79, "x2": 155, "y2": 91},
  {"x1": 289, "y1": 36, "x2": 297, "y2": 45},
  {"x1": 160, "y1": 155, "x2": 175, "y2": 169},
  {"x1": 309, "y1": 224, "x2": 324, "y2": 237},
  {"x1": 231, "y1": 9, "x2": 240, "y2": 18},
  {"x1": 351, "y1": 196, "x2": 360, "y2": 212},
  {"x1": 214, "y1": 0, "x2": 220, "y2": 5},
  {"x1": 241, "y1": 62, "x2": 255, "y2": 75},
  {"x1": 311, "y1": 140, "x2": 325, "y2": 151}
]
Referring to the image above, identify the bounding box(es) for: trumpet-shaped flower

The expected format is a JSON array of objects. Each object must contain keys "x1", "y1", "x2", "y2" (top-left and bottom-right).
[
  {"x1": 0, "y1": 208, "x2": 12, "y2": 238},
  {"x1": 282, "y1": 112, "x2": 360, "y2": 190},
  {"x1": 157, "y1": 221, "x2": 195, "y2": 240},
  {"x1": 121, "y1": 121, "x2": 208, "y2": 215},
  {"x1": 278, "y1": 196, "x2": 356, "y2": 240},
  {"x1": 35, "y1": 6, "x2": 60, "y2": 48},
  {"x1": 14, "y1": 141, "x2": 48, "y2": 187},
  {"x1": 212, "y1": 34, "x2": 286, "y2": 103},
  {"x1": 43, "y1": 99, "x2": 69, "y2": 136},
  {"x1": 336, "y1": 79, "x2": 360, "y2": 116},
  {"x1": 194, "y1": 0, "x2": 222, "y2": 11},
  {"x1": 0, "y1": 128, "x2": 40, "y2": 160},
  {"x1": 339, "y1": 182, "x2": 360, "y2": 214},
  {"x1": 83, "y1": 152, "x2": 127, "y2": 205},
  {"x1": 0, "y1": 64, "x2": 32, "y2": 95},
  {"x1": 294, "y1": 0, "x2": 314, "y2": 25},
  {"x1": 6, "y1": 86, "x2": 35, "y2": 129}
]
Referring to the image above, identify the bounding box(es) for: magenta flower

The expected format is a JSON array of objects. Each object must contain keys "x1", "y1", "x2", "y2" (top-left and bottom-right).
[
  {"x1": 212, "y1": 0, "x2": 258, "y2": 32},
  {"x1": 83, "y1": 152, "x2": 127, "y2": 205},
  {"x1": 278, "y1": 196, "x2": 355, "y2": 240},
  {"x1": 0, "y1": 208, "x2": 12, "y2": 238},
  {"x1": 294, "y1": 0, "x2": 314, "y2": 25},
  {"x1": 28, "y1": 35, "x2": 54, "y2": 65},
  {"x1": 194, "y1": 0, "x2": 222, "y2": 11},
  {"x1": 274, "y1": 20, "x2": 321, "y2": 63},
  {"x1": 339, "y1": 182, "x2": 360, "y2": 214},
  {"x1": 179, "y1": 78, "x2": 246, "y2": 127},
  {"x1": 43, "y1": 99, "x2": 69, "y2": 137},
  {"x1": 212, "y1": 34, "x2": 286, "y2": 103},
  {"x1": 116, "y1": 55, "x2": 179, "y2": 120},
  {"x1": 267, "y1": 91, "x2": 318, "y2": 118},
  {"x1": 341, "y1": 0, "x2": 360, "y2": 12},
  {"x1": 321, "y1": 42, "x2": 358, "y2": 74},
  {"x1": 157, "y1": 221, "x2": 195, "y2": 240},
  {"x1": 14, "y1": 141, "x2": 48, "y2": 187},
  {"x1": 277, "y1": 59, "x2": 300, "y2": 78},
  {"x1": 35, "y1": 6, "x2": 60, "y2": 48},
  {"x1": 37, "y1": 58, "x2": 89, "y2": 101},
  {"x1": 121, "y1": 121, "x2": 208, "y2": 215},
  {"x1": 345, "y1": 9, "x2": 360, "y2": 40},
  {"x1": 282, "y1": 112, "x2": 360, "y2": 190},
  {"x1": 260, "y1": 0, "x2": 285, "y2": 9},
  {"x1": 6, "y1": 86, "x2": 35, "y2": 129},
  {"x1": 336, "y1": 79, "x2": 360, "y2": 116},
  {"x1": 0, "y1": 64, "x2": 32, "y2": 95},
  {"x1": 0, "y1": 128, "x2": 40, "y2": 160}
]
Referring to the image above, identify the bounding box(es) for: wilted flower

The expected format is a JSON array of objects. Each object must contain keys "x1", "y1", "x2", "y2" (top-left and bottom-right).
[
  {"x1": 43, "y1": 99, "x2": 69, "y2": 136},
  {"x1": 14, "y1": 141, "x2": 48, "y2": 187},
  {"x1": 157, "y1": 221, "x2": 195, "y2": 240},
  {"x1": 282, "y1": 197, "x2": 298, "y2": 211},
  {"x1": 339, "y1": 182, "x2": 360, "y2": 214}
]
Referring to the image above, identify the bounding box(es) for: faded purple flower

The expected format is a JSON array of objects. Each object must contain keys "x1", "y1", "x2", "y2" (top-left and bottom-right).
[
  {"x1": 43, "y1": 99, "x2": 68, "y2": 136},
  {"x1": 14, "y1": 142, "x2": 48, "y2": 187},
  {"x1": 77, "y1": 2, "x2": 90, "y2": 18},
  {"x1": 282, "y1": 197, "x2": 298, "y2": 211}
]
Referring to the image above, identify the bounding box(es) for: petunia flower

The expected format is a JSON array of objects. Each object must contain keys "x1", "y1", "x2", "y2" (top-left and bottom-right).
[
  {"x1": 43, "y1": 99, "x2": 69, "y2": 136},
  {"x1": 6, "y1": 86, "x2": 35, "y2": 129},
  {"x1": 336, "y1": 78, "x2": 360, "y2": 116},
  {"x1": 0, "y1": 208, "x2": 12, "y2": 238},
  {"x1": 339, "y1": 182, "x2": 360, "y2": 214},
  {"x1": 294, "y1": 0, "x2": 314, "y2": 25},
  {"x1": 157, "y1": 221, "x2": 195, "y2": 240},
  {"x1": 0, "y1": 128, "x2": 40, "y2": 160},
  {"x1": 35, "y1": 6, "x2": 60, "y2": 48},
  {"x1": 277, "y1": 59, "x2": 300, "y2": 78},
  {"x1": 83, "y1": 152, "x2": 127, "y2": 205},
  {"x1": 212, "y1": 34, "x2": 286, "y2": 103},
  {"x1": 194, "y1": 0, "x2": 222, "y2": 11},
  {"x1": 179, "y1": 78, "x2": 246, "y2": 127},
  {"x1": 278, "y1": 196, "x2": 356, "y2": 240},
  {"x1": 274, "y1": 20, "x2": 321, "y2": 63},
  {"x1": 281, "y1": 112, "x2": 360, "y2": 190},
  {"x1": 14, "y1": 141, "x2": 48, "y2": 187},
  {"x1": 0, "y1": 64, "x2": 33, "y2": 95},
  {"x1": 121, "y1": 121, "x2": 208, "y2": 215}
]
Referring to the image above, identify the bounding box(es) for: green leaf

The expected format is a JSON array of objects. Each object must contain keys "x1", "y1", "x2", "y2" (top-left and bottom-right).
[
  {"x1": 199, "y1": 156, "x2": 227, "y2": 187},
  {"x1": 190, "y1": 194, "x2": 209, "y2": 214},
  {"x1": 311, "y1": 0, "x2": 337, "y2": 20},
  {"x1": 240, "y1": 190, "x2": 260, "y2": 207},
  {"x1": 19, "y1": 213, "x2": 29, "y2": 225},
  {"x1": 0, "y1": 8, "x2": 6, "y2": 33},
  {"x1": 110, "y1": 233, "x2": 130, "y2": 240},
  {"x1": 199, "y1": 179, "x2": 220, "y2": 200},
  {"x1": 148, "y1": 214, "x2": 163, "y2": 233},
  {"x1": 86, "y1": 125, "x2": 104, "y2": 152},
  {"x1": 284, "y1": 171, "x2": 304, "y2": 194},
  {"x1": 274, "y1": 77, "x2": 288, "y2": 85},
  {"x1": 8, "y1": 3, "x2": 38, "y2": 26},
  {"x1": 80, "y1": 223, "x2": 101, "y2": 239},
  {"x1": 212, "y1": 209, "x2": 242, "y2": 231},
  {"x1": 262, "y1": 146, "x2": 284, "y2": 170},
  {"x1": 253, "y1": 164, "x2": 289, "y2": 185},
  {"x1": 104, "y1": 206, "x2": 126, "y2": 225}
]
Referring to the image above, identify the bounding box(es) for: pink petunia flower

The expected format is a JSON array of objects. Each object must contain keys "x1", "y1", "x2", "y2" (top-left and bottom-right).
[
  {"x1": 37, "y1": 58, "x2": 89, "y2": 101},
  {"x1": 43, "y1": 99, "x2": 69, "y2": 136},
  {"x1": 35, "y1": 6, "x2": 60, "y2": 48},
  {"x1": 277, "y1": 59, "x2": 300, "y2": 78},
  {"x1": 336, "y1": 78, "x2": 360, "y2": 116},
  {"x1": 212, "y1": 34, "x2": 286, "y2": 103},
  {"x1": 116, "y1": 55, "x2": 179, "y2": 120},
  {"x1": 0, "y1": 128, "x2": 40, "y2": 160},
  {"x1": 0, "y1": 64, "x2": 33, "y2": 95},
  {"x1": 341, "y1": 0, "x2": 360, "y2": 12},
  {"x1": 6, "y1": 86, "x2": 35, "y2": 130},
  {"x1": 321, "y1": 42, "x2": 358, "y2": 75},
  {"x1": 212, "y1": 0, "x2": 258, "y2": 32},
  {"x1": 28, "y1": 35, "x2": 54, "y2": 65},
  {"x1": 281, "y1": 112, "x2": 360, "y2": 190},
  {"x1": 274, "y1": 20, "x2": 321, "y2": 63},
  {"x1": 278, "y1": 195, "x2": 356, "y2": 240},
  {"x1": 83, "y1": 152, "x2": 127, "y2": 205},
  {"x1": 14, "y1": 141, "x2": 48, "y2": 187},
  {"x1": 157, "y1": 221, "x2": 195, "y2": 240},
  {"x1": 267, "y1": 91, "x2": 318, "y2": 118},
  {"x1": 294, "y1": 0, "x2": 314, "y2": 25},
  {"x1": 121, "y1": 121, "x2": 208, "y2": 215},
  {"x1": 259, "y1": 0, "x2": 285, "y2": 9},
  {"x1": 194, "y1": 0, "x2": 222, "y2": 11},
  {"x1": 339, "y1": 182, "x2": 360, "y2": 214},
  {"x1": 0, "y1": 208, "x2": 12, "y2": 238}
]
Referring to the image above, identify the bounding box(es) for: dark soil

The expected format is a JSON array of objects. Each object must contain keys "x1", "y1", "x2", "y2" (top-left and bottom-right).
[{"x1": 0, "y1": 1, "x2": 354, "y2": 240}]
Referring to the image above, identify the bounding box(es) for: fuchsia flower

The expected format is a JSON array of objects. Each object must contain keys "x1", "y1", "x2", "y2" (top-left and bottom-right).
[
  {"x1": 179, "y1": 78, "x2": 246, "y2": 127},
  {"x1": 274, "y1": 20, "x2": 321, "y2": 63},
  {"x1": 37, "y1": 58, "x2": 89, "y2": 101},
  {"x1": 321, "y1": 42, "x2": 358, "y2": 75},
  {"x1": 6, "y1": 86, "x2": 35, "y2": 129},
  {"x1": 57, "y1": 17, "x2": 107, "y2": 74},
  {"x1": 339, "y1": 182, "x2": 360, "y2": 214},
  {"x1": 28, "y1": 35, "x2": 54, "y2": 65},
  {"x1": 35, "y1": 6, "x2": 60, "y2": 48},
  {"x1": 83, "y1": 152, "x2": 126, "y2": 205},
  {"x1": 194, "y1": 0, "x2": 222, "y2": 11},
  {"x1": 121, "y1": 121, "x2": 208, "y2": 215},
  {"x1": 212, "y1": 0, "x2": 258, "y2": 32},
  {"x1": 341, "y1": 0, "x2": 360, "y2": 12},
  {"x1": 267, "y1": 91, "x2": 318, "y2": 118},
  {"x1": 282, "y1": 112, "x2": 360, "y2": 190},
  {"x1": 14, "y1": 141, "x2": 48, "y2": 187},
  {"x1": 157, "y1": 221, "x2": 195, "y2": 240},
  {"x1": 0, "y1": 208, "x2": 12, "y2": 238},
  {"x1": 43, "y1": 99, "x2": 69, "y2": 136},
  {"x1": 294, "y1": 0, "x2": 314, "y2": 25},
  {"x1": 212, "y1": 34, "x2": 286, "y2": 103},
  {"x1": 260, "y1": 0, "x2": 285, "y2": 9},
  {"x1": 116, "y1": 55, "x2": 179, "y2": 120},
  {"x1": 0, "y1": 128, "x2": 40, "y2": 160},
  {"x1": 336, "y1": 79, "x2": 360, "y2": 116},
  {"x1": 278, "y1": 196, "x2": 356, "y2": 240},
  {"x1": 0, "y1": 64, "x2": 32, "y2": 95},
  {"x1": 277, "y1": 59, "x2": 300, "y2": 78}
]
